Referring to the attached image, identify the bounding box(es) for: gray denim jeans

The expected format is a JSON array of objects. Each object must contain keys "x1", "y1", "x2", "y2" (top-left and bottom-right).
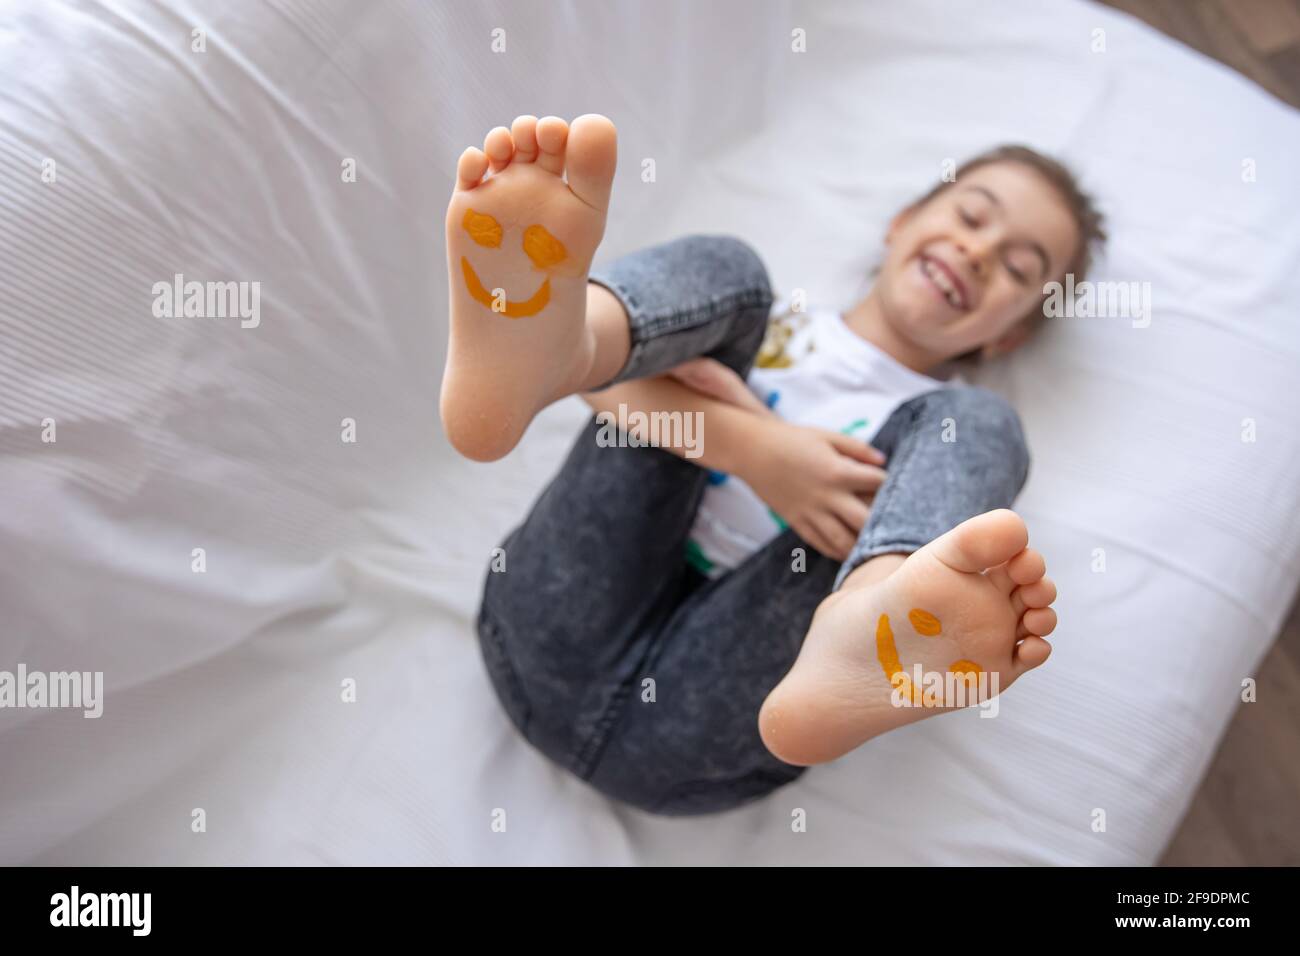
[{"x1": 476, "y1": 236, "x2": 1029, "y2": 816}]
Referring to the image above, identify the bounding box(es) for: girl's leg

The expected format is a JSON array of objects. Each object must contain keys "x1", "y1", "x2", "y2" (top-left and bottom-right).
[
  {"x1": 584, "y1": 528, "x2": 838, "y2": 815},
  {"x1": 586, "y1": 233, "x2": 778, "y2": 388},
  {"x1": 833, "y1": 386, "x2": 1031, "y2": 590},
  {"x1": 441, "y1": 112, "x2": 770, "y2": 464},
  {"x1": 757, "y1": 387, "x2": 1055, "y2": 768},
  {"x1": 585, "y1": 387, "x2": 1038, "y2": 814},
  {"x1": 477, "y1": 235, "x2": 774, "y2": 781}
]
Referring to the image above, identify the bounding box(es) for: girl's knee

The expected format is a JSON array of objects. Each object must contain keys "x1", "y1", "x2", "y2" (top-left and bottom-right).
[{"x1": 911, "y1": 386, "x2": 1024, "y2": 437}]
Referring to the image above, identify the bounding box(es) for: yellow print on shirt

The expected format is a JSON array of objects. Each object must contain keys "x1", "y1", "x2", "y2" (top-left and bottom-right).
[{"x1": 756, "y1": 308, "x2": 812, "y2": 368}]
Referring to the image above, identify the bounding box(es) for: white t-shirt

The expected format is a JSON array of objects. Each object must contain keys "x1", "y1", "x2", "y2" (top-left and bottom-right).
[{"x1": 685, "y1": 304, "x2": 947, "y2": 577}]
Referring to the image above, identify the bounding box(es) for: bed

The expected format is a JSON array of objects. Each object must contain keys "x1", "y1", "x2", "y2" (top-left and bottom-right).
[{"x1": 1, "y1": 0, "x2": 1298, "y2": 865}]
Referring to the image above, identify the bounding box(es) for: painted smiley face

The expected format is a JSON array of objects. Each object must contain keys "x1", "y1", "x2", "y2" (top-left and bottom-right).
[
  {"x1": 875, "y1": 609, "x2": 982, "y2": 707},
  {"x1": 460, "y1": 208, "x2": 567, "y2": 318}
]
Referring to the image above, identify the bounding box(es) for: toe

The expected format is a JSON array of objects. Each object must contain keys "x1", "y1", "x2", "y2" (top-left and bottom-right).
[
  {"x1": 1016, "y1": 576, "x2": 1057, "y2": 609},
  {"x1": 986, "y1": 563, "x2": 1015, "y2": 595},
  {"x1": 1007, "y1": 547, "x2": 1046, "y2": 586},
  {"x1": 483, "y1": 125, "x2": 514, "y2": 172},
  {"x1": 565, "y1": 113, "x2": 618, "y2": 210},
  {"x1": 456, "y1": 146, "x2": 490, "y2": 191},
  {"x1": 1014, "y1": 635, "x2": 1052, "y2": 674},
  {"x1": 1020, "y1": 606, "x2": 1057, "y2": 637},
  {"x1": 510, "y1": 115, "x2": 539, "y2": 162},
  {"x1": 926, "y1": 509, "x2": 1028, "y2": 574},
  {"x1": 535, "y1": 115, "x2": 569, "y2": 175}
]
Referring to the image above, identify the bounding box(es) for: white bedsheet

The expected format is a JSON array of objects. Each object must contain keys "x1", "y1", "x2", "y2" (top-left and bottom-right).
[{"x1": 1, "y1": 0, "x2": 1297, "y2": 865}]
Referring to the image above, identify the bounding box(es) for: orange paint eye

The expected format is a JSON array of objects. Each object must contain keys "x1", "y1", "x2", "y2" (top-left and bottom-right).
[
  {"x1": 463, "y1": 209, "x2": 503, "y2": 248},
  {"x1": 909, "y1": 608, "x2": 942, "y2": 636},
  {"x1": 523, "y1": 224, "x2": 567, "y2": 269}
]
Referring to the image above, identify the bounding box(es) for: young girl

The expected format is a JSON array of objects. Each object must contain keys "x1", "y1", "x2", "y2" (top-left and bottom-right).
[{"x1": 440, "y1": 114, "x2": 1104, "y2": 815}]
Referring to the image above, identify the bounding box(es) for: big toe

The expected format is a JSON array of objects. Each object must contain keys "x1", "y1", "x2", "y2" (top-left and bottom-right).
[
  {"x1": 925, "y1": 509, "x2": 1029, "y2": 574},
  {"x1": 565, "y1": 113, "x2": 618, "y2": 210}
]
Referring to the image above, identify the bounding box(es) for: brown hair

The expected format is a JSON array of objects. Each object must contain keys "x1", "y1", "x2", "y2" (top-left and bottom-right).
[{"x1": 908, "y1": 145, "x2": 1107, "y2": 327}]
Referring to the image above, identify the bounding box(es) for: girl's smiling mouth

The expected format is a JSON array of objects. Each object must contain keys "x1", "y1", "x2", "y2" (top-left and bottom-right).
[{"x1": 919, "y1": 253, "x2": 970, "y2": 311}]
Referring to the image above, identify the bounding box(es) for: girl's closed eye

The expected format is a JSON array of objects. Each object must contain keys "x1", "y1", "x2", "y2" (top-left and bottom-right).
[{"x1": 1004, "y1": 248, "x2": 1039, "y2": 285}]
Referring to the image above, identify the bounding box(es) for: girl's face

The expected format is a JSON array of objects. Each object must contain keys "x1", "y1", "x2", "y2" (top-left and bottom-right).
[{"x1": 876, "y1": 161, "x2": 1081, "y2": 362}]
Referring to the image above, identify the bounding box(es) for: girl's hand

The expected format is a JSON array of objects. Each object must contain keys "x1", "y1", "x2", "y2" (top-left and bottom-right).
[
  {"x1": 738, "y1": 418, "x2": 887, "y2": 562},
  {"x1": 666, "y1": 358, "x2": 774, "y2": 416}
]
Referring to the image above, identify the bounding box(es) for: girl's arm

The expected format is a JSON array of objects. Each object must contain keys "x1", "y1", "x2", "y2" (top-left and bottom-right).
[
  {"x1": 581, "y1": 373, "x2": 888, "y2": 560},
  {"x1": 581, "y1": 374, "x2": 768, "y2": 475}
]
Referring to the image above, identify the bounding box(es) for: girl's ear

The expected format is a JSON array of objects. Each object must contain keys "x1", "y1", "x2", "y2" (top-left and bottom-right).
[{"x1": 979, "y1": 318, "x2": 1037, "y2": 360}]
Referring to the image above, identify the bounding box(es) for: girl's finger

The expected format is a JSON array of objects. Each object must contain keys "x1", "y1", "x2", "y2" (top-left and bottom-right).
[
  {"x1": 792, "y1": 519, "x2": 832, "y2": 562},
  {"x1": 810, "y1": 511, "x2": 855, "y2": 561},
  {"x1": 838, "y1": 461, "x2": 888, "y2": 493},
  {"x1": 829, "y1": 432, "x2": 886, "y2": 466},
  {"x1": 832, "y1": 494, "x2": 871, "y2": 537}
]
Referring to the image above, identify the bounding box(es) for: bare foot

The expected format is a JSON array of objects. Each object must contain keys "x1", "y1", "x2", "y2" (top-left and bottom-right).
[
  {"x1": 440, "y1": 114, "x2": 617, "y2": 461},
  {"x1": 758, "y1": 509, "x2": 1057, "y2": 765}
]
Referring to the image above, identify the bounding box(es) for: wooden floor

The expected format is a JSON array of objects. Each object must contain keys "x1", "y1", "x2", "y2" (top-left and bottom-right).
[
  {"x1": 1094, "y1": 0, "x2": 1300, "y2": 866},
  {"x1": 1100, "y1": 0, "x2": 1300, "y2": 108}
]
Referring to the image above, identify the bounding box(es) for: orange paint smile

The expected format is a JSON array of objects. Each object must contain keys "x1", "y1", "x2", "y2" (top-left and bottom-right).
[
  {"x1": 461, "y1": 257, "x2": 551, "y2": 318},
  {"x1": 875, "y1": 610, "x2": 981, "y2": 707},
  {"x1": 460, "y1": 209, "x2": 567, "y2": 319}
]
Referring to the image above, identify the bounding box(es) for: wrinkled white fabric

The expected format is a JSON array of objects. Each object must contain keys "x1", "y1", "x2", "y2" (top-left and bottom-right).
[{"x1": 1, "y1": 0, "x2": 1297, "y2": 865}]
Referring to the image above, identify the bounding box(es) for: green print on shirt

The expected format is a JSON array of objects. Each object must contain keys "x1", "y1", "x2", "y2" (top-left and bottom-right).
[{"x1": 684, "y1": 538, "x2": 715, "y2": 575}]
